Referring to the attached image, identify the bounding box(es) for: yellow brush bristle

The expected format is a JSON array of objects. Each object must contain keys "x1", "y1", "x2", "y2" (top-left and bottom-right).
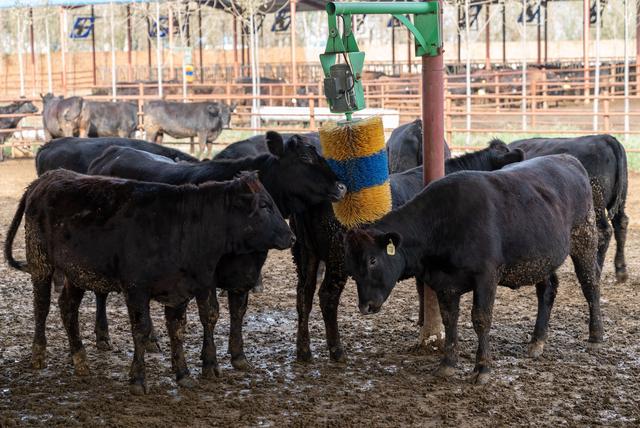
[
  {"x1": 332, "y1": 183, "x2": 392, "y2": 228},
  {"x1": 320, "y1": 116, "x2": 385, "y2": 161},
  {"x1": 319, "y1": 116, "x2": 391, "y2": 228}
]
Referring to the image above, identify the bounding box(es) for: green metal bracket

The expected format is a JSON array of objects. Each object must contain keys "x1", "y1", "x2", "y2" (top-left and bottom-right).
[{"x1": 320, "y1": 1, "x2": 442, "y2": 117}]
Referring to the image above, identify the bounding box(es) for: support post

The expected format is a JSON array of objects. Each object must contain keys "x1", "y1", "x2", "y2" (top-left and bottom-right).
[
  {"x1": 110, "y1": 2, "x2": 117, "y2": 101},
  {"x1": 465, "y1": 0, "x2": 471, "y2": 143},
  {"x1": 537, "y1": 0, "x2": 541, "y2": 64},
  {"x1": 60, "y1": 7, "x2": 67, "y2": 95},
  {"x1": 522, "y1": 0, "x2": 527, "y2": 131},
  {"x1": 583, "y1": 0, "x2": 590, "y2": 102},
  {"x1": 593, "y1": 0, "x2": 601, "y2": 130},
  {"x1": 17, "y1": 14, "x2": 25, "y2": 97},
  {"x1": 502, "y1": 0, "x2": 506, "y2": 64},
  {"x1": 156, "y1": 1, "x2": 163, "y2": 97},
  {"x1": 420, "y1": 0, "x2": 445, "y2": 348},
  {"x1": 198, "y1": 5, "x2": 204, "y2": 83},
  {"x1": 127, "y1": 4, "x2": 133, "y2": 81},
  {"x1": 233, "y1": 15, "x2": 239, "y2": 80},
  {"x1": 544, "y1": 0, "x2": 548, "y2": 63},
  {"x1": 392, "y1": 20, "x2": 396, "y2": 71},
  {"x1": 29, "y1": 8, "x2": 36, "y2": 95},
  {"x1": 457, "y1": 4, "x2": 461, "y2": 64},
  {"x1": 485, "y1": 3, "x2": 490, "y2": 70},
  {"x1": 44, "y1": 11, "x2": 53, "y2": 93},
  {"x1": 624, "y1": 0, "x2": 630, "y2": 141},
  {"x1": 91, "y1": 5, "x2": 97, "y2": 86},
  {"x1": 147, "y1": 5, "x2": 152, "y2": 80},
  {"x1": 169, "y1": 6, "x2": 175, "y2": 79},
  {"x1": 291, "y1": 0, "x2": 298, "y2": 85}
]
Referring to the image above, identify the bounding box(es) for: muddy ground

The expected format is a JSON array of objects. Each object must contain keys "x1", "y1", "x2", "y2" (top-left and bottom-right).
[{"x1": 0, "y1": 158, "x2": 639, "y2": 427}]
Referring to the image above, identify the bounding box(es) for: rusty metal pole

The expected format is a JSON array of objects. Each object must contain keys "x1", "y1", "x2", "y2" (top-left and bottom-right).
[
  {"x1": 537, "y1": 0, "x2": 541, "y2": 64},
  {"x1": 544, "y1": 0, "x2": 548, "y2": 63},
  {"x1": 485, "y1": 3, "x2": 490, "y2": 70},
  {"x1": 127, "y1": 5, "x2": 133, "y2": 81},
  {"x1": 392, "y1": 21, "x2": 396, "y2": 72},
  {"x1": 290, "y1": 0, "x2": 298, "y2": 85},
  {"x1": 583, "y1": 0, "x2": 589, "y2": 103},
  {"x1": 59, "y1": 7, "x2": 68, "y2": 96},
  {"x1": 457, "y1": 4, "x2": 461, "y2": 64},
  {"x1": 407, "y1": 28, "x2": 412, "y2": 72},
  {"x1": 420, "y1": 0, "x2": 445, "y2": 346},
  {"x1": 91, "y1": 5, "x2": 97, "y2": 86}
]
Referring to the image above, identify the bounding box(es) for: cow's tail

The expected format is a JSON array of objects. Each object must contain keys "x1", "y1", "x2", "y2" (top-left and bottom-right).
[
  {"x1": 604, "y1": 135, "x2": 628, "y2": 219},
  {"x1": 4, "y1": 192, "x2": 28, "y2": 272}
]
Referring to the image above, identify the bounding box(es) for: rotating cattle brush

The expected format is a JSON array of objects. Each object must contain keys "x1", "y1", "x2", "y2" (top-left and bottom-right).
[{"x1": 319, "y1": 1, "x2": 441, "y2": 229}]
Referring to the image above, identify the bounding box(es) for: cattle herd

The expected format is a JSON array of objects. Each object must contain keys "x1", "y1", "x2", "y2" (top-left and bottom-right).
[{"x1": 0, "y1": 109, "x2": 630, "y2": 395}]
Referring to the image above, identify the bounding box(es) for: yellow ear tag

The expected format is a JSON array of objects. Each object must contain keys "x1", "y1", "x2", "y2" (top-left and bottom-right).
[{"x1": 386, "y1": 240, "x2": 396, "y2": 256}]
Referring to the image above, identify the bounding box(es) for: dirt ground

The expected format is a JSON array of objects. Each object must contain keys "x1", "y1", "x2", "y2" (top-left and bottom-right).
[{"x1": 0, "y1": 158, "x2": 639, "y2": 427}]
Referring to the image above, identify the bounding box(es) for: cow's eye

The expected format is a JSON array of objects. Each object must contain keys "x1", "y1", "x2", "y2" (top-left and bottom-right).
[
  {"x1": 259, "y1": 201, "x2": 269, "y2": 209},
  {"x1": 369, "y1": 257, "x2": 376, "y2": 267}
]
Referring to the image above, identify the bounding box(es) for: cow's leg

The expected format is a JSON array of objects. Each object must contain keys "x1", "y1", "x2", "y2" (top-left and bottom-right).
[
  {"x1": 434, "y1": 290, "x2": 460, "y2": 378},
  {"x1": 528, "y1": 273, "x2": 559, "y2": 359},
  {"x1": 31, "y1": 272, "x2": 53, "y2": 370},
  {"x1": 416, "y1": 279, "x2": 424, "y2": 326},
  {"x1": 52, "y1": 269, "x2": 64, "y2": 293},
  {"x1": 319, "y1": 272, "x2": 348, "y2": 362},
  {"x1": 296, "y1": 252, "x2": 319, "y2": 362},
  {"x1": 196, "y1": 289, "x2": 220, "y2": 379},
  {"x1": 592, "y1": 184, "x2": 612, "y2": 274},
  {"x1": 165, "y1": 301, "x2": 195, "y2": 388},
  {"x1": 252, "y1": 274, "x2": 264, "y2": 293},
  {"x1": 228, "y1": 290, "x2": 250, "y2": 370},
  {"x1": 94, "y1": 292, "x2": 112, "y2": 350},
  {"x1": 124, "y1": 292, "x2": 152, "y2": 395},
  {"x1": 571, "y1": 219, "x2": 604, "y2": 348},
  {"x1": 470, "y1": 277, "x2": 497, "y2": 384},
  {"x1": 611, "y1": 207, "x2": 629, "y2": 282},
  {"x1": 197, "y1": 132, "x2": 207, "y2": 160},
  {"x1": 58, "y1": 282, "x2": 89, "y2": 376}
]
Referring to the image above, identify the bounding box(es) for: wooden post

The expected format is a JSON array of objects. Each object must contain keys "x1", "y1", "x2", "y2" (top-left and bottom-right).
[
  {"x1": 391, "y1": 21, "x2": 396, "y2": 73},
  {"x1": 457, "y1": 4, "x2": 461, "y2": 64},
  {"x1": 233, "y1": 15, "x2": 239, "y2": 80},
  {"x1": 407, "y1": 28, "x2": 412, "y2": 73},
  {"x1": 156, "y1": 1, "x2": 163, "y2": 98},
  {"x1": 544, "y1": 0, "x2": 548, "y2": 63},
  {"x1": 494, "y1": 73, "x2": 500, "y2": 111},
  {"x1": 110, "y1": 2, "x2": 117, "y2": 101},
  {"x1": 44, "y1": 11, "x2": 53, "y2": 93},
  {"x1": 146, "y1": 5, "x2": 152, "y2": 80},
  {"x1": 537, "y1": 0, "x2": 541, "y2": 64},
  {"x1": 169, "y1": 6, "x2": 175, "y2": 80},
  {"x1": 309, "y1": 98, "x2": 315, "y2": 129},
  {"x1": 502, "y1": 1, "x2": 506, "y2": 65}
]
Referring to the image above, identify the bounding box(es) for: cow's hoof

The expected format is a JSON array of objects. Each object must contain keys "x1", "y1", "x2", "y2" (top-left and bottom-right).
[
  {"x1": 616, "y1": 270, "x2": 628, "y2": 283},
  {"x1": 587, "y1": 340, "x2": 603, "y2": 352},
  {"x1": 129, "y1": 382, "x2": 149, "y2": 395},
  {"x1": 231, "y1": 356, "x2": 252, "y2": 371},
  {"x1": 31, "y1": 345, "x2": 46, "y2": 370},
  {"x1": 329, "y1": 346, "x2": 347, "y2": 363},
  {"x1": 201, "y1": 365, "x2": 221, "y2": 379},
  {"x1": 144, "y1": 340, "x2": 161, "y2": 354},
  {"x1": 96, "y1": 339, "x2": 112, "y2": 351},
  {"x1": 177, "y1": 376, "x2": 197, "y2": 389},
  {"x1": 218, "y1": 289, "x2": 228, "y2": 297},
  {"x1": 72, "y1": 350, "x2": 90, "y2": 376},
  {"x1": 251, "y1": 283, "x2": 264, "y2": 294},
  {"x1": 527, "y1": 340, "x2": 545, "y2": 359},
  {"x1": 433, "y1": 363, "x2": 455, "y2": 378},
  {"x1": 470, "y1": 371, "x2": 491, "y2": 385},
  {"x1": 296, "y1": 348, "x2": 313, "y2": 363}
]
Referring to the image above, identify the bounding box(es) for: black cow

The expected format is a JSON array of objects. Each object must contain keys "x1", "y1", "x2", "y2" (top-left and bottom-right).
[
  {"x1": 40, "y1": 93, "x2": 84, "y2": 139},
  {"x1": 0, "y1": 101, "x2": 38, "y2": 154},
  {"x1": 214, "y1": 132, "x2": 320, "y2": 160},
  {"x1": 510, "y1": 135, "x2": 629, "y2": 282},
  {"x1": 344, "y1": 155, "x2": 603, "y2": 383},
  {"x1": 144, "y1": 101, "x2": 233, "y2": 159},
  {"x1": 291, "y1": 141, "x2": 523, "y2": 363},
  {"x1": 87, "y1": 131, "x2": 346, "y2": 369},
  {"x1": 79, "y1": 101, "x2": 138, "y2": 138},
  {"x1": 386, "y1": 119, "x2": 451, "y2": 174},
  {"x1": 35, "y1": 137, "x2": 197, "y2": 176},
  {"x1": 4, "y1": 170, "x2": 293, "y2": 394}
]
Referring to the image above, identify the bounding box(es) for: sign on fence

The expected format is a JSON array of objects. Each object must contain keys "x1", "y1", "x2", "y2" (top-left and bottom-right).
[{"x1": 70, "y1": 16, "x2": 95, "y2": 39}]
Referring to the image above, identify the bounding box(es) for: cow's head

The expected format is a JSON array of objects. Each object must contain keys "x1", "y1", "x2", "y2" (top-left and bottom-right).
[
  {"x1": 486, "y1": 139, "x2": 525, "y2": 169},
  {"x1": 263, "y1": 131, "x2": 346, "y2": 216},
  {"x1": 16, "y1": 100, "x2": 38, "y2": 114},
  {"x1": 61, "y1": 97, "x2": 84, "y2": 137},
  {"x1": 208, "y1": 103, "x2": 233, "y2": 129},
  {"x1": 344, "y1": 228, "x2": 404, "y2": 315},
  {"x1": 226, "y1": 171, "x2": 295, "y2": 253}
]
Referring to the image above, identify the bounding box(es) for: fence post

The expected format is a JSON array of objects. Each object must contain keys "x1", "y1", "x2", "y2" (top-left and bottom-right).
[
  {"x1": 309, "y1": 98, "x2": 316, "y2": 129},
  {"x1": 445, "y1": 96, "x2": 452, "y2": 144},
  {"x1": 138, "y1": 82, "x2": 144, "y2": 138},
  {"x1": 494, "y1": 74, "x2": 500, "y2": 112},
  {"x1": 531, "y1": 81, "x2": 537, "y2": 127}
]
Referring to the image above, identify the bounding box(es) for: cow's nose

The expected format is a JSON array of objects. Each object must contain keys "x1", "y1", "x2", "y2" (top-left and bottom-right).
[{"x1": 335, "y1": 182, "x2": 347, "y2": 200}]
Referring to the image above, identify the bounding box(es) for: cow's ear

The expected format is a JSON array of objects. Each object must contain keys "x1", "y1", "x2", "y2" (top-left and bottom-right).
[
  {"x1": 496, "y1": 148, "x2": 525, "y2": 168},
  {"x1": 229, "y1": 102, "x2": 237, "y2": 112},
  {"x1": 374, "y1": 232, "x2": 402, "y2": 253},
  {"x1": 207, "y1": 104, "x2": 220, "y2": 115},
  {"x1": 266, "y1": 131, "x2": 284, "y2": 157}
]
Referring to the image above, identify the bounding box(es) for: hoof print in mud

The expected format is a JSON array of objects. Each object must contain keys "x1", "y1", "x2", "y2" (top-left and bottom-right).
[
  {"x1": 129, "y1": 383, "x2": 149, "y2": 396},
  {"x1": 201, "y1": 366, "x2": 221, "y2": 379},
  {"x1": 177, "y1": 376, "x2": 197, "y2": 389}
]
